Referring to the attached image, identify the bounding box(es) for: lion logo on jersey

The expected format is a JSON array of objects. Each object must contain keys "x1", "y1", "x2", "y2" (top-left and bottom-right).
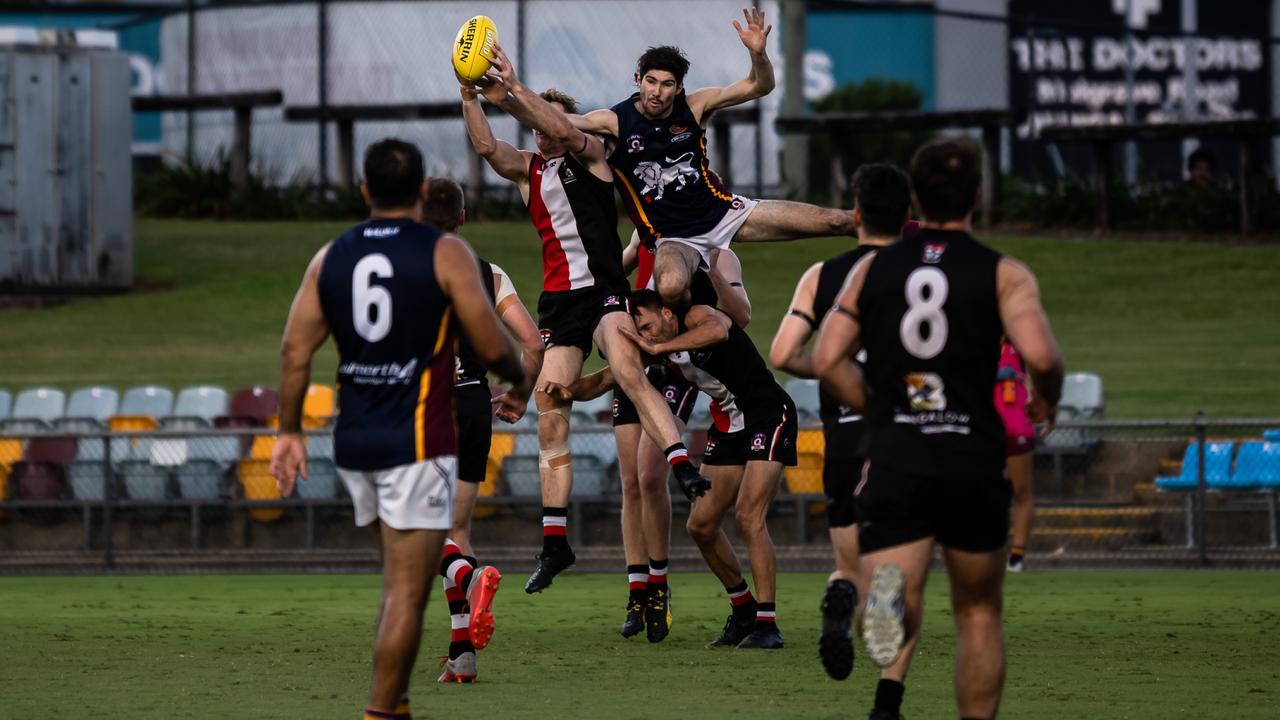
[{"x1": 634, "y1": 152, "x2": 700, "y2": 200}]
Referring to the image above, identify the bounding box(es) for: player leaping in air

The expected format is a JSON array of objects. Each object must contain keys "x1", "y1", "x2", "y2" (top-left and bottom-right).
[
  {"x1": 460, "y1": 49, "x2": 712, "y2": 597},
  {"x1": 569, "y1": 7, "x2": 856, "y2": 309}
]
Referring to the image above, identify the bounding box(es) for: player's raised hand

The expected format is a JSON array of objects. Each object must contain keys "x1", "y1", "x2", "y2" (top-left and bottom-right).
[
  {"x1": 732, "y1": 6, "x2": 771, "y2": 55},
  {"x1": 484, "y1": 42, "x2": 519, "y2": 89},
  {"x1": 269, "y1": 432, "x2": 307, "y2": 497},
  {"x1": 537, "y1": 381, "x2": 573, "y2": 403}
]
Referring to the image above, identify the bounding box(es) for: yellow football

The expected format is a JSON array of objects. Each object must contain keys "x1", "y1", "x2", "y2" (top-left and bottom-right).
[{"x1": 452, "y1": 15, "x2": 499, "y2": 83}]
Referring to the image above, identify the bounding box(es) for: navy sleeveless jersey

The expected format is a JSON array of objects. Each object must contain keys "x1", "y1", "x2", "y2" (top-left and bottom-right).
[
  {"x1": 856, "y1": 229, "x2": 1005, "y2": 477},
  {"x1": 608, "y1": 91, "x2": 735, "y2": 245},
  {"x1": 455, "y1": 256, "x2": 497, "y2": 388},
  {"x1": 317, "y1": 218, "x2": 457, "y2": 471},
  {"x1": 813, "y1": 246, "x2": 877, "y2": 424}
]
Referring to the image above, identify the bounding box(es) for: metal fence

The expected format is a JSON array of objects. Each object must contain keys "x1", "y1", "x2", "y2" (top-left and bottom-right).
[{"x1": 2, "y1": 414, "x2": 1279, "y2": 572}]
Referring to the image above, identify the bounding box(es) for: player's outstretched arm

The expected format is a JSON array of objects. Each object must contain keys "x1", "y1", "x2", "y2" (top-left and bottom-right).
[
  {"x1": 540, "y1": 367, "x2": 616, "y2": 403},
  {"x1": 998, "y1": 258, "x2": 1065, "y2": 424},
  {"x1": 566, "y1": 108, "x2": 620, "y2": 139},
  {"x1": 271, "y1": 244, "x2": 333, "y2": 495},
  {"x1": 625, "y1": 305, "x2": 730, "y2": 357},
  {"x1": 437, "y1": 234, "x2": 531, "y2": 407},
  {"x1": 688, "y1": 6, "x2": 775, "y2": 123},
  {"x1": 483, "y1": 44, "x2": 613, "y2": 180},
  {"x1": 489, "y1": 263, "x2": 544, "y2": 423},
  {"x1": 813, "y1": 253, "x2": 875, "y2": 411},
  {"x1": 460, "y1": 84, "x2": 530, "y2": 187},
  {"x1": 769, "y1": 261, "x2": 822, "y2": 377},
  {"x1": 708, "y1": 248, "x2": 752, "y2": 328}
]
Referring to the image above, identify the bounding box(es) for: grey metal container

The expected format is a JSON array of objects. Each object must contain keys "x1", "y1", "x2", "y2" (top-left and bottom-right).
[{"x1": 0, "y1": 40, "x2": 132, "y2": 290}]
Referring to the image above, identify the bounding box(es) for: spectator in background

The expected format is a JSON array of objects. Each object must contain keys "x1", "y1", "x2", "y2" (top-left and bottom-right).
[{"x1": 1187, "y1": 148, "x2": 1217, "y2": 192}]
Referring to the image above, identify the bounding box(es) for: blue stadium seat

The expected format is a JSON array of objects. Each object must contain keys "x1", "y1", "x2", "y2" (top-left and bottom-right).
[
  {"x1": 120, "y1": 460, "x2": 170, "y2": 500},
  {"x1": 306, "y1": 434, "x2": 334, "y2": 461},
  {"x1": 783, "y1": 379, "x2": 821, "y2": 422},
  {"x1": 67, "y1": 460, "x2": 111, "y2": 501},
  {"x1": 569, "y1": 455, "x2": 608, "y2": 496},
  {"x1": 62, "y1": 386, "x2": 119, "y2": 426},
  {"x1": 119, "y1": 385, "x2": 174, "y2": 420},
  {"x1": 0, "y1": 389, "x2": 10, "y2": 421},
  {"x1": 502, "y1": 455, "x2": 541, "y2": 496},
  {"x1": 169, "y1": 385, "x2": 229, "y2": 427},
  {"x1": 569, "y1": 430, "x2": 616, "y2": 469},
  {"x1": 295, "y1": 458, "x2": 338, "y2": 499},
  {"x1": 514, "y1": 431, "x2": 540, "y2": 456},
  {"x1": 1264, "y1": 429, "x2": 1280, "y2": 443},
  {"x1": 176, "y1": 459, "x2": 226, "y2": 499},
  {"x1": 1228, "y1": 442, "x2": 1280, "y2": 490},
  {"x1": 4, "y1": 387, "x2": 65, "y2": 430},
  {"x1": 188, "y1": 436, "x2": 242, "y2": 467},
  {"x1": 574, "y1": 394, "x2": 614, "y2": 424},
  {"x1": 1156, "y1": 442, "x2": 1233, "y2": 490}
]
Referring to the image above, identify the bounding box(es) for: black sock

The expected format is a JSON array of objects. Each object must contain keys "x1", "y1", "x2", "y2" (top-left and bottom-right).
[{"x1": 874, "y1": 678, "x2": 905, "y2": 715}]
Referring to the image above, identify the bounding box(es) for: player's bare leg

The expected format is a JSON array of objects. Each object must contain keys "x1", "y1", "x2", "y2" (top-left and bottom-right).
[
  {"x1": 734, "y1": 200, "x2": 855, "y2": 242},
  {"x1": 449, "y1": 480, "x2": 480, "y2": 556},
  {"x1": 615, "y1": 422, "x2": 649, "y2": 637},
  {"x1": 637, "y1": 426, "x2": 677, "y2": 642},
  {"x1": 652, "y1": 241, "x2": 701, "y2": 309},
  {"x1": 733, "y1": 460, "x2": 785, "y2": 649},
  {"x1": 685, "y1": 464, "x2": 746, "y2": 587},
  {"x1": 944, "y1": 546, "x2": 1006, "y2": 720},
  {"x1": 829, "y1": 524, "x2": 860, "y2": 584},
  {"x1": 595, "y1": 312, "x2": 709, "y2": 499},
  {"x1": 368, "y1": 526, "x2": 445, "y2": 712},
  {"x1": 525, "y1": 345, "x2": 584, "y2": 594},
  {"x1": 857, "y1": 538, "x2": 932, "y2": 719},
  {"x1": 1007, "y1": 452, "x2": 1034, "y2": 571}
]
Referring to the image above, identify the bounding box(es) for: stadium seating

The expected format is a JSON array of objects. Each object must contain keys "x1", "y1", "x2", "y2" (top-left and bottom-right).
[
  {"x1": 59, "y1": 386, "x2": 119, "y2": 428},
  {"x1": 166, "y1": 385, "x2": 229, "y2": 428},
  {"x1": 784, "y1": 379, "x2": 822, "y2": 422},
  {"x1": 238, "y1": 459, "x2": 285, "y2": 521},
  {"x1": 118, "y1": 385, "x2": 174, "y2": 420},
  {"x1": 5, "y1": 387, "x2": 66, "y2": 429},
  {"x1": 302, "y1": 384, "x2": 336, "y2": 427},
  {"x1": 0, "y1": 389, "x2": 11, "y2": 421},
  {"x1": 307, "y1": 434, "x2": 334, "y2": 461},
  {"x1": 176, "y1": 459, "x2": 226, "y2": 500},
  {"x1": 574, "y1": 394, "x2": 613, "y2": 424},
  {"x1": 249, "y1": 435, "x2": 276, "y2": 460},
  {"x1": 15, "y1": 462, "x2": 63, "y2": 500},
  {"x1": 1264, "y1": 429, "x2": 1280, "y2": 443},
  {"x1": 295, "y1": 458, "x2": 339, "y2": 499},
  {"x1": 120, "y1": 459, "x2": 170, "y2": 501},
  {"x1": 0, "y1": 438, "x2": 22, "y2": 501},
  {"x1": 1225, "y1": 442, "x2": 1280, "y2": 489},
  {"x1": 1155, "y1": 441, "x2": 1234, "y2": 490},
  {"x1": 569, "y1": 455, "x2": 609, "y2": 495},
  {"x1": 502, "y1": 455, "x2": 540, "y2": 496},
  {"x1": 1044, "y1": 372, "x2": 1105, "y2": 448},
  {"x1": 67, "y1": 460, "x2": 110, "y2": 501},
  {"x1": 569, "y1": 431, "x2": 617, "y2": 469},
  {"x1": 689, "y1": 393, "x2": 713, "y2": 427},
  {"x1": 224, "y1": 386, "x2": 279, "y2": 426}
]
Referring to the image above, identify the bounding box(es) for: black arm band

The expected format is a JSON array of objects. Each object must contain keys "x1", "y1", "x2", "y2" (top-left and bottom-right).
[
  {"x1": 575, "y1": 134, "x2": 590, "y2": 155},
  {"x1": 728, "y1": 281, "x2": 743, "y2": 288},
  {"x1": 832, "y1": 305, "x2": 860, "y2": 322},
  {"x1": 788, "y1": 309, "x2": 817, "y2": 327}
]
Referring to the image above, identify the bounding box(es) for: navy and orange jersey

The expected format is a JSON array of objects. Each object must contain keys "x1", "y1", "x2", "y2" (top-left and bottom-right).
[
  {"x1": 607, "y1": 91, "x2": 735, "y2": 245},
  {"x1": 317, "y1": 217, "x2": 457, "y2": 471},
  {"x1": 527, "y1": 152, "x2": 626, "y2": 292}
]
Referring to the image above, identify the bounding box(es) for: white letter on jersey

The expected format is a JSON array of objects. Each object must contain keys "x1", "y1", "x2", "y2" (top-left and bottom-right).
[
  {"x1": 353, "y1": 254, "x2": 394, "y2": 343},
  {"x1": 900, "y1": 267, "x2": 949, "y2": 359}
]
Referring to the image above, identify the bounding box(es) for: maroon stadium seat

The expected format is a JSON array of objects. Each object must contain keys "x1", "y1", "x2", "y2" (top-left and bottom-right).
[
  {"x1": 14, "y1": 462, "x2": 64, "y2": 500},
  {"x1": 219, "y1": 386, "x2": 279, "y2": 427},
  {"x1": 25, "y1": 437, "x2": 77, "y2": 465}
]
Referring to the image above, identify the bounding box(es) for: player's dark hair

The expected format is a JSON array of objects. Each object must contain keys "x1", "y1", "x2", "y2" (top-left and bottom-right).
[
  {"x1": 363, "y1": 138, "x2": 425, "y2": 210},
  {"x1": 539, "y1": 88, "x2": 579, "y2": 115},
  {"x1": 851, "y1": 163, "x2": 912, "y2": 237},
  {"x1": 422, "y1": 176, "x2": 464, "y2": 232},
  {"x1": 630, "y1": 288, "x2": 666, "y2": 315},
  {"x1": 637, "y1": 46, "x2": 690, "y2": 85},
  {"x1": 909, "y1": 138, "x2": 981, "y2": 222},
  {"x1": 1187, "y1": 147, "x2": 1215, "y2": 173}
]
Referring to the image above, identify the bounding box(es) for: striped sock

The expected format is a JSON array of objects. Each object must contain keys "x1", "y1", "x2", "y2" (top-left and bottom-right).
[
  {"x1": 664, "y1": 443, "x2": 690, "y2": 468},
  {"x1": 627, "y1": 564, "x2": 649, "y2": 601},
  {"x1": 647, "y1": 558, "x2": 669, "y2": 592},
  {"x1": 542, "y1": 507, "x2": 568, "y2": 554},
  {"x1": 364, "y1": 710, "x2": 397, "y2": 720},
  {"x1": 439, "y1": 539, "x2": 475, "y2": 595},
  {"x1": 393, "y1": 694, "x2": 411, "y2": 720},
  {"x1": 726, "y1": 580, "x2": 755, "y2": 612},
  {"x1": 756, "y1": 601, "x2": 777, "y2": 624},
  {"x1": 443, "y1": 576, "x2": 474, "y2": 659}
]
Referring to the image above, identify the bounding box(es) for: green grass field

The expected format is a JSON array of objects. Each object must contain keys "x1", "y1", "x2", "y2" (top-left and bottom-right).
[
  {"x1": 1, "y1": 219, "x2": 1278, "y2": 417},
  {"x1": 2, "y1": 571, "x2": 1278, "y2": 718}
]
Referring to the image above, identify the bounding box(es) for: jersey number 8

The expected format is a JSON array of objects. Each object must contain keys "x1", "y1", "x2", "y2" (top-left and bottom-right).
[
  {"x1": 899, "y1": 266, "x2": 949, "y2": 359},
  {"x1": 353, "y1": 254, "x2": 394, "y2": 343}
]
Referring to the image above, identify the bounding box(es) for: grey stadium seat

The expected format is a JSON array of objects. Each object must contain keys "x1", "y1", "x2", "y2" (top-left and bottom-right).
[
  {"x1": 119, "y1": 385, "x2": 174, "y2": 420},
  {"x1": 784, "y1": 378, "x2": 822, "y2": 421},
  {"x1": 63, "y1": 386, "x2": 119, "y2": 425},
  {"x1": 0, "y1": 389, "x2": 12, "y2": 421},
  {"x1": 169, "y1": 385, "x2": 229, "y2": 426}
]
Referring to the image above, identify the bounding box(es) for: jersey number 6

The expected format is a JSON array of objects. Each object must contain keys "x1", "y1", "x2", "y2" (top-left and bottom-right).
[{"x1": 353, "y1": 254, "x2": 394, "y2": 343}]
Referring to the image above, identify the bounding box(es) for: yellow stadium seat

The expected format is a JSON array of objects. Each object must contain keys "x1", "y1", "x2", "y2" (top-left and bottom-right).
[
  {"x1": 472, "y1": 431, "x2": 514, "y2": 519},
  {"x1": 0, "y1": 438, "x2": 23, "y2": 510},
  {"x1": 784, "y1": 451, "x2": 826, "y2": 516},
  {"x1": 249, "y1": 435, "x2": 276, "y2": 460},
  {"x1": 303, "y1": 384, "x2": 336, "y2": 425},
  {"x1": 108, "y1": 415, "x2": 158, "y2": 433},
  {"x1": 238, "y1": 459, "x2": 284, "y2": 521},
  {"x1": 795, "y1": 428, "x2": 826, "y2": 455}
]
